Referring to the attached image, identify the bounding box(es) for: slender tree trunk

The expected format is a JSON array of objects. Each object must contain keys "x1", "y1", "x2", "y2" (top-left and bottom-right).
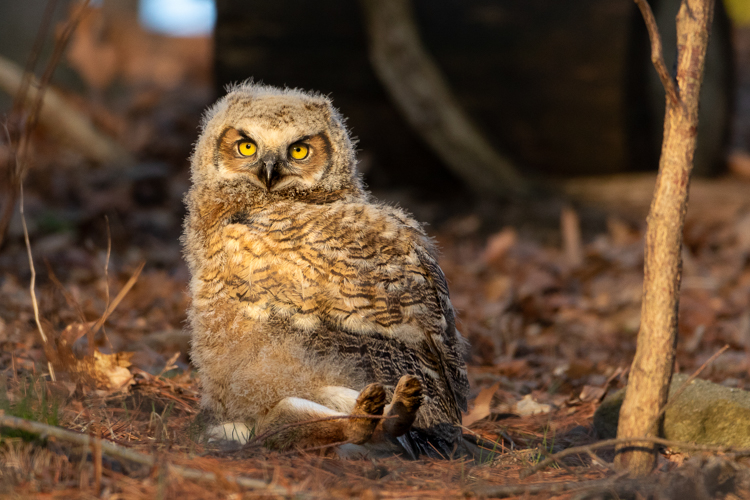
[
  {"x1": 359, "y1": 0, "x2": 529, "y2": 197},
  {"x1": 615, "y1": 0, "x2": 715, "y2": 475}
]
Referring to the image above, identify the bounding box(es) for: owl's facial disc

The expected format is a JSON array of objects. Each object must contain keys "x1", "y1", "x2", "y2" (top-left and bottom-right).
[{"x1": 217, "y1": 127, "x2": 331, "y2": 192}]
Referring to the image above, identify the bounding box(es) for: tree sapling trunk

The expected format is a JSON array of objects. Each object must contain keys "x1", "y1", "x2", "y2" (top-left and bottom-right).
[{"x1": 615, "y1": 0, "x2": 716, "y2": 475}]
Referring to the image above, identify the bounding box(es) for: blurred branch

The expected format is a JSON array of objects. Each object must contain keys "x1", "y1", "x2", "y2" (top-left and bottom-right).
[
  {"x1": 0, "y1": 55, "x2": 133, "y2": 166},
  {"x1": 359, "y1": 0, "x2": 529, "y2": 198},
  {"x1": 0, "y1": 0, "x2": 133, "y2": 249},
  {"x1": 9, "y1": 0, "x2": 59, "y2": 126}
]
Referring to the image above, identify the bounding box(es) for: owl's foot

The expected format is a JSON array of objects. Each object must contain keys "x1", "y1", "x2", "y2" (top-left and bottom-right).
[
  {"x1": 383, "y1": 375, "x2": 423, "y2": 437},
  {"x1": 345, "y1": 383, "x2": 387, "y2": 444}
]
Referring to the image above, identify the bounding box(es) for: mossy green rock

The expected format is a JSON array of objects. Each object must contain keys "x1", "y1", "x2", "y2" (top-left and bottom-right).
[{"x1": 594, "y1": 374, "x2": 750, "y2": 447}]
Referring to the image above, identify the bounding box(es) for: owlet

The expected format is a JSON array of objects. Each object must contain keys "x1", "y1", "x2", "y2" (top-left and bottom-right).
[{"x1": 183, "y1": 83, "x2": 474, "y2": 458}]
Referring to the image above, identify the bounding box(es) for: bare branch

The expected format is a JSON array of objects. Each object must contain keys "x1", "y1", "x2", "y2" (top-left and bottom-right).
[
  {"x1": 634, "y1": 0, "x2": 681, "y2": 107},
  {"x1": 0, "y1": 415, "x2": 290, "y2": 495}
]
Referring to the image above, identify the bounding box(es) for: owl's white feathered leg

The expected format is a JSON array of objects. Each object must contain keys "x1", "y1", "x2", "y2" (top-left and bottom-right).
[{"x1": 206, "y1": 421, "x2": 253, "y2": 444}]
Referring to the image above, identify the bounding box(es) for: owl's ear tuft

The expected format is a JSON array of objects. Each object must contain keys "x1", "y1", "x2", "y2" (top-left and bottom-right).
[{"x1": 303, "y1": 100, "x2": 332, "y2": 119}]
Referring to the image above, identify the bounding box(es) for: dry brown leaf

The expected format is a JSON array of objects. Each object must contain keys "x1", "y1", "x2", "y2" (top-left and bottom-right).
[
  {"x1": 66, "y1": 6, "x2": 118, "y2": 91},
  {"x1": 463, "y1": 383, "x2": 500, "y2": 426},
  {"x1": 579, "y1": 385, "x2": 606, "y2": 403},
  {"x1": 512, "y1": 394, "x2": 552, "y2": 416},
  {"x1": 482, "y1": 228, "x2": 517, "y2": 265},
  {"x1": 64, "y1": 350, "x2": 134, "y2": 392}
]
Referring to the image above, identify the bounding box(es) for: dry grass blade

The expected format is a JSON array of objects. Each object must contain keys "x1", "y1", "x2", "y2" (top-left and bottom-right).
[
  {"x1": 16, "y1": 0, "x2": 91, "y2": 163},
  {"x1": 45, "y1": 260, "x2": 87, "y2": 324},
  {"x1": 3, "y1": 0, "x2": 94, "y2": 381},
  {"x1": 9, "y1": 0, "x2": 58, "y2": 120},
  {"x1": 462, "y1": 383, "x2": 499, "y2": 427},
  {"x1": 19, "y1": 183, "x2": 55, "y2": 382},
  {"x1": 86, "y1": 261, "x2": 145, "y2": 353}
]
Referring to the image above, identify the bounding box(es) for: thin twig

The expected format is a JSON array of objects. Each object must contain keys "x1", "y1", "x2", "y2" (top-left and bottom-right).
[
  {"x1": 19, "y1": 183, "x2": 55, "y2": 382},
  {"x1": 7, "y1": 0, "x2": 94, "y2": 383},
  {"x1": 9, "y1": 0, "x2": 58, "y2": 123},
  {"x1": 634, "y1": 0, "x2": 681, "y2": 107},
  {"x1": 0, "y1": 0, "x2": 59, "y2": 247},
  {"x1": 86, "y1": 261, "x2": 145, "y2": 353},
  {"x1": 473, "y1": 473, "x2": 632, "y2": 498},
  {"x1": 288, "y1": 439, "x2": 355, "y2": 455},
  {"x1": 533, "y1": 444, "x2": 585, "y2": 481},
  {"x1": 584, "y1": 448, "x2": 617, "y2": 472},
  {"x1": 104, "y1": 215, "x2": 112, "y2": 337},
  {"x1": 520, "y1": 435, "x2": 750, "y2": 479},
  {"x1": 45, "y1": 261, "x2": 87, "y2": 323},
  {"x1": 18, "y1": 0, "x2": 91, "y2": 167},
  {"x1": 0, "y1": 415, "x2": 290, "y2": 495}
]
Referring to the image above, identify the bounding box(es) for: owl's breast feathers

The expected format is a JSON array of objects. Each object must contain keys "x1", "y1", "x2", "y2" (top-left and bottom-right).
[{"x1": 218, "y1": 200, "x2": 469, "y2": 424}]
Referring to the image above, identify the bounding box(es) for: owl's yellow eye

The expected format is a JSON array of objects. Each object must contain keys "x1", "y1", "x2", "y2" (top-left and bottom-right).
[
  {"x1": 237, "y1": 141, "x2": 257, "y2": 157},
  {"x1": 289, "y1": 143, "x2": 309, "y2": 160}
]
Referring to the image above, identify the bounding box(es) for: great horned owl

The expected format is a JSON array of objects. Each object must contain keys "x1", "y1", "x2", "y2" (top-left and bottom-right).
[{"x1": 183, "y1": 83, "x2": 473, "y2": 458}]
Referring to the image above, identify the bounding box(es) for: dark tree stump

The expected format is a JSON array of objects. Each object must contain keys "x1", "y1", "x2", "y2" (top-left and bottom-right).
[{"x1": 214, "y1": 0, "x2": 732, "y2": 193}]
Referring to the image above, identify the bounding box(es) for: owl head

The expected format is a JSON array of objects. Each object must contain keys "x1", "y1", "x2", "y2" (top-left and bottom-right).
[{"x1": 191, "y1": 82, "x2": 361, "y2": 196}]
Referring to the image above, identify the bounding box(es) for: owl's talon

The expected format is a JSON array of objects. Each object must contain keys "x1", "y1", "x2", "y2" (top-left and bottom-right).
[
  {"x1": 346, "y1": 383, "x2": 387, "y2": 444},
  {"x1": 384, "y1": 375, "x2": 423, "y2": 437}
]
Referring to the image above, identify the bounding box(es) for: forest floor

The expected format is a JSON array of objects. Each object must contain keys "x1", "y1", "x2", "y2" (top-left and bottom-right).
[
  {"x1": 2, "y1": 144, "x2": 750, "y2": 498},
  {"x1": 2, "y1": 9, "x2": 750, "y2": 499}
]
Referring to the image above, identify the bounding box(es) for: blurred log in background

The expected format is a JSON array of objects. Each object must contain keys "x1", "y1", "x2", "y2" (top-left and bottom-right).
[{"x1": 214, "y1": 0, "x2": 734, "y2": 195}]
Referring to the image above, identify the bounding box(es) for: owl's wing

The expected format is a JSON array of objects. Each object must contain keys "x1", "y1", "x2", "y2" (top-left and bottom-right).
[{"x1": 413, "y1": 244, "x2": 470, "y2": 414}]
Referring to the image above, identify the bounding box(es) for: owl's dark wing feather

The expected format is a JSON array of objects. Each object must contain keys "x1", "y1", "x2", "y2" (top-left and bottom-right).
[{"x1": 414, "y1": 245, "x2": 470, "y2": 413}]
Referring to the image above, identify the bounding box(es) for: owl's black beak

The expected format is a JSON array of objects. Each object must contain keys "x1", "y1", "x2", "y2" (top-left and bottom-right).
[{"x1": 260, "y1": 156, "x2": 280, "y2": 190}]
